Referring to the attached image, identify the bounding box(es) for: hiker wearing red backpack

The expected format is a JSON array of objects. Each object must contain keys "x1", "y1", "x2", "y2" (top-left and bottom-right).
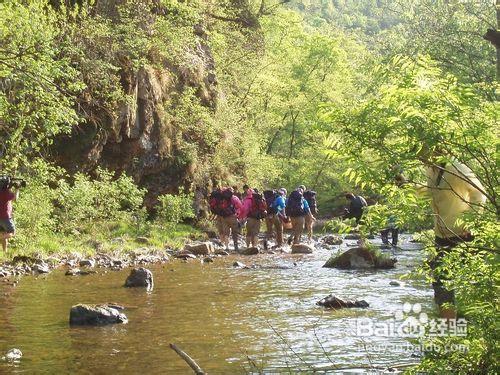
[
  {"x1": 209, "y1": 186, "x2": 243, "y2": 251},
  {"x1": 241, "y1": 188, "x2": 267, "y2": 248}
]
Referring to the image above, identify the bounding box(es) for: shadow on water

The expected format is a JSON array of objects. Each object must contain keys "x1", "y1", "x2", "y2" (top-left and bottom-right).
[{"x1": 0, "y1": 234, "x2": 432, "y2": 374}]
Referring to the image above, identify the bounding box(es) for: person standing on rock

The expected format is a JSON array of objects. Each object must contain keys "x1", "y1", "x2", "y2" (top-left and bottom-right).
[
  {"x1": 344, "y1": 193, "x2": 367, "y2": 225},
  {"x1": 209, "y1": 187, "x2": 243, "y2": 252},
  {"x1": 286, "y1": 187, "x2": 312, "y2": 245},
  {"x1": 0, "y1": 178, "x2": 19, "y2": 255},
  {"x1": 241, "y1": 188, "x2": 267, "y2": 248}
]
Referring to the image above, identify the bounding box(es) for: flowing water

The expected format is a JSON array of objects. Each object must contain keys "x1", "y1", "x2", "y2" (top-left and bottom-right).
[{"x1": 0, "y1": 235, "x2": 433, "y2": 374}]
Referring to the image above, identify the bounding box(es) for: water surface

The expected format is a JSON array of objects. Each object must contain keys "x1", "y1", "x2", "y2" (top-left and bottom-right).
[{"x1": 0, "y1": 235, "x2": 432, "y2": 374}]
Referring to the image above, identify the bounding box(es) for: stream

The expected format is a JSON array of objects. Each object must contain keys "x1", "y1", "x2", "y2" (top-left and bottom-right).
[{"x1": 0, "y1": 235, "x2": 432, "y2": 374}]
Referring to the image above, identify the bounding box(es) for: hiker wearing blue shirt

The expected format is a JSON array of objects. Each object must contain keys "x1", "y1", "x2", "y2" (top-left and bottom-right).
[{"x1": 265, "y1": 188, "x2": 287, "y2": 247}]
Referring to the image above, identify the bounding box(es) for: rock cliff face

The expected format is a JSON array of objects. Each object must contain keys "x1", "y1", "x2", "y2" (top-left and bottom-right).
[{"x1": 54, "y1": 30, "x2": 218, "y2": 206}]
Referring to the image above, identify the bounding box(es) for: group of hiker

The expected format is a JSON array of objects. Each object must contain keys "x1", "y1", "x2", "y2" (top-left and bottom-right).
[{"x1": 208, "y1": 185, "x2": 319, "y2": 251}]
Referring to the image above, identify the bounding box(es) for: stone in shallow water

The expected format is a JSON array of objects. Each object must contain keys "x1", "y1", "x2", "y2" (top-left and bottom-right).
[
  {"x1": 317, "y1": 294, "x2": 369, "y2": 309},
  {"x1": 124, "y1": 268, "x2": 154, "y2": 290},
  {"x1": 321, "y1": 235, "x2": 343, "y2": 245},
  {"x1": 175, "y1": 251, "x2": 197, "y2": 259},
  {"x1": 4, "y1": 348, "x2": 22, "y2": 361},
  {"x1": 34, "y1": 263, "x2": 50, "y2": 274},
  {"x1": 65, "y1": 268, "x2": 96, "y2": 276},
  {"x1": 291, "y1": 243, "x2": 314, "y2": 254},
  {"x1": 232, "y1": 261, "x2": 247, "y2": 268},
  {"x1": 69, "y1": 304, "x2": 128, "y2": 326},
  {"x1": 79, "y1": 259, "x2": 96, "y2": 268},
  {"x1": 240, "y1": 247, "x2": 259, "y2": 255},
  {"x1": 323, "y1": 247, "x2": 396, "y2": 269},
  {"x1": 184, "y1": 242, "x2": 214, "y2": 255}
]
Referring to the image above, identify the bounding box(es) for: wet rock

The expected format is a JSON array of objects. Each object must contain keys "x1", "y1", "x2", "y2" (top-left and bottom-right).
[
  {"x1": 203, "y1": 257, "x2": 214, "y2": 263},
  {"x1": 79, "y1": 259, "x2": 96, "y2": 268},
  {"x1": 321, "y1": 235, "x2": 343, "y2": 245},
  {"x1": 184, "y1": 242, "x2": 214, "y2": 255},
  {"x1": 107, "y1": 303, "x2": 125, "y2": 310},
  {"x1": 240, "y1": 247, "x2": 259, "y2": 255},
  {"x1": 124, "y1": 267, "x2": 154, "y2": 290},
  {"x1": 65, "y1": 268, "x2": 96, "y2": 276},
  {"x1": 4, "y1": 348, "x2": 22, "y2": 361},
  {"x1": 323, "y1": 247, "x2": 396, "y2": 269},
  {"x1": 175, "y1": 251, "x2": 197, "y2": 260},
  {"x1": 389, "y1": 281, "x2": 402, "y2": 286},
  {"x1": 69, "y1": 304, "x2": 128, "y2": 326},
  {"x1": 215, "y1": 250, "x2": 229, "y2": 256},
  {"x1": 136, "y1": 236, "x2": 150, "y2": 244},
  {"x1": 317, "y1": 294, "x2": 369, "y2": 309},
  {"x1": 233, "y1": 261, "x2": 247, "y2": 268},
  {"x1": 291, "y1": 244, "x2": 314, "y2": 254},
  {"x1": 34, "y1": 263, "x2": 50, "y2": 274},
  {"x1": 344, "y1": 233, "x2": 361, "y2": 240}
]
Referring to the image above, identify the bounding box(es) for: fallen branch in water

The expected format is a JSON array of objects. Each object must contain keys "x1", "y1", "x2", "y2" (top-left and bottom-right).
[{"x1": 169, "y1": 343, "x2": 206, "y2": 375}]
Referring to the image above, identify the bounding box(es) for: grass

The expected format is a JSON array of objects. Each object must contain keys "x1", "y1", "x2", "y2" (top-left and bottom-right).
[{"x1": 0, "y1": 219, "x2": 204, "y2": 262}]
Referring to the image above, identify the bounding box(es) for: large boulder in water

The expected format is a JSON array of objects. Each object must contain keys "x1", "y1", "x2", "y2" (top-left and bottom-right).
[
  {"x1": 184, "y1": 242, "x2": 214, "y2": 255},
  {"x1": 323, "y1": 247, "x2": 396, "y2": 269},
  {"x1": 69, "y1": 304, "x2": 128, "y2": 326},
  {"x1": 124, "y1": 267, "x2": 154, "y2": 290},
  {"x1": 291, "y1": 243, "x2": 314, "y2": 254},
  {"x1": 317, "y1": 294, "x2": 369, "y2": 309}
]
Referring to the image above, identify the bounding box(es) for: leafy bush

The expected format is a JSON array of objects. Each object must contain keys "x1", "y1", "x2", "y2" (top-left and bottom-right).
[
  {"x1": 55, "y1": 168, "x2": 146, "y2": 232},
  {"x1": 157, "y1": 193, "x2": 195, "y2": 226}
]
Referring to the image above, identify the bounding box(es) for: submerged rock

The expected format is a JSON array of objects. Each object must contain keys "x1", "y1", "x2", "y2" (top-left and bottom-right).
[
  {"x1": 389, "y1": 281, "x2": 402, "y2": 286},
  {"x1": 65, "y1": 268, "x2": 96, "y2": 276},
  {"x1": 184, "y1": 242, "x2": 214, "y2": 255},
  {"x1": 240, "y1": 247, "x2": 259, "y2": 255},
  {"x1": 323, "y1": 247, "x2": 396, "y2": 269},
  {"x1": 291, "y1": 244, "x2": 314, "y2": 254},
  {"x1": 69, "y1": 304, "x2": 128, "y2": 326},
  {"x1": 4, "y1": 348, "x2": 22, "y2": 361},
  {"x1": 124, "y1": 267, "x2": 154, "y2": 290},
  {"x1": 317, "y1": 294, "x2": 369, "y2": 309}
]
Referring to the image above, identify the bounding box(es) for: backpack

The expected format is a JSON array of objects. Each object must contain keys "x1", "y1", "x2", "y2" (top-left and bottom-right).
[
  {"x1": 303, "y1": 190, "x2": 318, "y2": 215},
  {"x1": 248, "y1": 193, "x2": 267, "y2": 219},
  {"x1": 263, "y1": 190, "x2": 278, "y2": 215},
  {"x1": 286, "y1": 190, "x2": 305, "y2": 217},
  {"x1": 209, "y1": 189, "x2": 235, "y2": 217}
]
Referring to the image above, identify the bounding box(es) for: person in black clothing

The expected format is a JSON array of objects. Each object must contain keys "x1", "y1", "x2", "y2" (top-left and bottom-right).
[{"x1": 344, "y1": 192, "x2": 367, "y2": 224}]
